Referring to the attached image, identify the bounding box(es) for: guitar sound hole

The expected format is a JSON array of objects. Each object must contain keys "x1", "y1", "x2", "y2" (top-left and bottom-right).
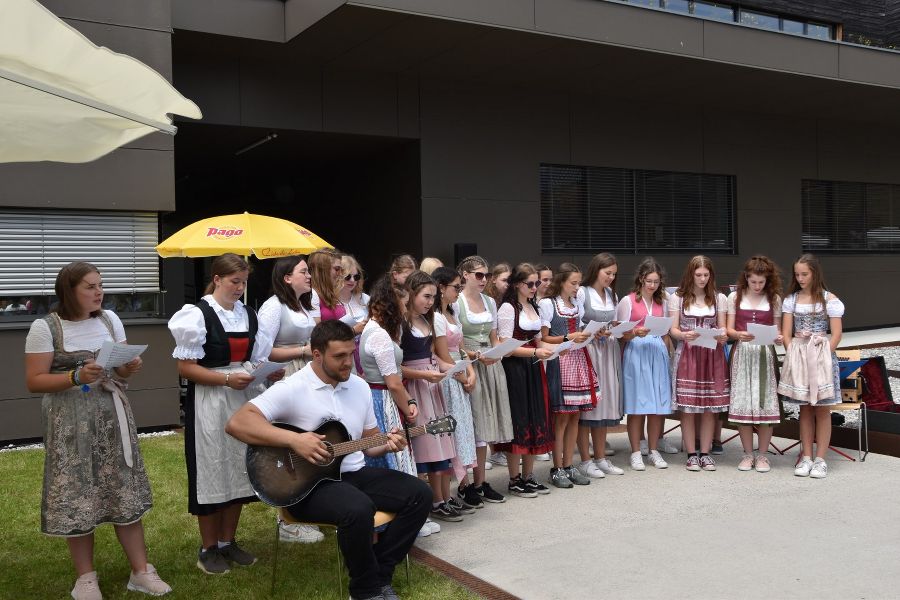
[{"x1": 316, "y1": 441, "x2": 336, "y2": 467}]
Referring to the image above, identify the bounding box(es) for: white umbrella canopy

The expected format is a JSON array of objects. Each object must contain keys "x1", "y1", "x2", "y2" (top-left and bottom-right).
[{"x1": 0, "y1": 0, "x2": 202, "y2": 163}]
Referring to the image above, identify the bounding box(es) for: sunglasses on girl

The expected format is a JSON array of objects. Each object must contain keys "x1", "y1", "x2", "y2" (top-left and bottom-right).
[
  {"x1": 521, "y1": 281, "x2": 538, "y2": 289},
  {"x1": 468, "y1": 272, "x2": 491, "y2": 281},
  {"x1": 344, "y1": 273, "x2": 361, "y2": 281},
  {"x1": 450, "y1": 284, "x2": 464, "y2": 292}
]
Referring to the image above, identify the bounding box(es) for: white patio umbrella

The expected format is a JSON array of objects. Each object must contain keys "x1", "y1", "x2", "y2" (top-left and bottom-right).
[{"x1": 0, "y1": 0, "x2": 202, "y2": 163}]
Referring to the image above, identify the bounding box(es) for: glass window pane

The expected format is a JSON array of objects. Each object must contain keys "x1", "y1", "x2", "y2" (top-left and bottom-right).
[
  {"x1": 782, "y1": 19, "x2": 804, "y2": 34},
  {"x1": 806, "y1": 23, "x2": 832, "y2": 40},
  {"x1": 625, "y1": 0, "x2": 660, "y2": 6},
  {"x1": 692, "y1": 1, "x2": 734, "y2": 22},
  {"x1": 663, "y1": 0, "x2": 690, "y2": 13},
  {"x1": 739, "y1": 10, "x2": 779, "y2": 31}
]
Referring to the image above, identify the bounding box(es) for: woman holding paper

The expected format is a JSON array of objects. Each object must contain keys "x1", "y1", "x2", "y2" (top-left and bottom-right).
[
  {"x1": 777, "y1": 254, "x2": 844, "y2": 479},
  {"x1": 726, "y1": 256, "x2": 784, "y2": 473},
  {"x1": 456, "y1": 255, "x2": 513, "y2": 503},
  {"x1": 495, "y1": 263, "x2": 556, "y2": 497},
  {"x1": 669, "y1": 256, "x2": 730, "y2": 472},
  {"x1": 169, "y1": 253, "x2": 277, "y2": 574},
  {"x1": 617, "y1": 258, "x2": 672, "y2": 471},
  {"x1": 25, "y1": 261, "x2": 171, "y2": 598},
  {"x1": 258, "y1": 255, "x2": 318, "y2": 378},
  {"x1": 539, "y1": 263, "x2": 597, "y2": 488},
  {"x1": 576, "y1": 253, "x2": 626, "y2": 477},
  {"x1": 432, "y1": 267, "x2": 480, "y2": 508}
]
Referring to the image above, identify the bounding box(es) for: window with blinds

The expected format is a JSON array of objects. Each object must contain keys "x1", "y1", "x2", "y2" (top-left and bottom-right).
[
  {"x1": 802, "y1": 180, "x2": 900, "y2": 252},
  {"x1": 0, "y1": 210, "x2": 161, "y2": 319},
  {"x1": 540, "y1": 164, "x2": 736, "y2": 254}
]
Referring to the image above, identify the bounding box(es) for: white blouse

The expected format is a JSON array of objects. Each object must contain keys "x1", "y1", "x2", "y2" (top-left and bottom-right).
[
  {"x1": 538, "y1": 296, "x2": 582, "y2": 329},
  {"x1": 362, "y1": 319, "x2": 400, "y2": 377},
  {"x1": 615, "y1": 292, "x2": 668, "y2": 323},
  {"x1": 497, "y1": 302, "x2": 543, "y2": 340},
  {"x1": 340, "y1": 292, "x2": 370, "y2": 323},
  {"x1": 726, "y1": 292, "x2": 783, "y2": 317},
  {"x1": 576, "y1": 286, "x2": 616, "y2": 311},
  {"x1": 168, "y1": 295, "x2": 272, "y2": 362},
  {"x1": 668, "y1": 292, "x2": 728, "y2": 317},
  {"x1": 782, "y1": 292, "x2": 844, "y2": 318},
  {"x1": 26, "y1": 310, "x2": 126, "y2": 353},
  {"x1": 453, "y1": 294, "x2": 497, "y2": 328},
  {"x1": 257, "y1": 295, "x2": 317, "y2": 345}
]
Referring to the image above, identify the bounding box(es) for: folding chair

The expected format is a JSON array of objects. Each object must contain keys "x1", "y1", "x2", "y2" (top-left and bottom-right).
[{"x1": 272, "y1": 508, "x2": 409, "y2": 598}]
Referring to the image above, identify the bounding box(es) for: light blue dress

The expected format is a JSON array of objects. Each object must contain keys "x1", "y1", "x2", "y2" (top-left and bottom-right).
[{"x1": 619, "y1": 292, "x2": 672, "y2": 415}]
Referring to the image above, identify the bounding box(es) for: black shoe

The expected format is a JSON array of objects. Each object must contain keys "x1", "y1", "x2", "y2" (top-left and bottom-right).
[
  {"x1": 430, "y1": 502, "x2": 463, "y2": 522},
  {"x1": 218, "y1": 540, "x2": 257, "y2": 566},
  {"x1": 507, "y1": 475, "x2": 537, "y2": 498},
  {"x1": 524, "y1": 474, "x2": 550, "y2": 495},
  {"x1": 477, "y1": 482, "x2": 506, "y2": 503},
  {"x1": 711, "y1": 440, "x2": 725, "y2": 455},
  {"x1": 457, "y1": 484, "x2": 484, "y2": 509},
  {"x1": 447, "y1": 496, "x2": 476, "y2": 515},
  {"x1": 197, "y1": 546, "x2": 230, "y2": 575}
]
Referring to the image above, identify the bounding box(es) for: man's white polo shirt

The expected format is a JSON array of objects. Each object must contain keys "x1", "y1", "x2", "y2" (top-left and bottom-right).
[{"x1": 250, "y1": 363, "x2": 376, "y2": 473}]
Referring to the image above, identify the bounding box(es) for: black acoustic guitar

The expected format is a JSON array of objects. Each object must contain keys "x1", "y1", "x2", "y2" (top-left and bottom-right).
[{"x1": 246, "y1": 416, "x2": 457, "y2": 507}]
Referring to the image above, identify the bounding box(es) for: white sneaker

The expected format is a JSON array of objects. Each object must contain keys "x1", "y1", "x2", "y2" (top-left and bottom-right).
[
  {"x1": 426, "y1": 519, "x2": 441, "y2": 534},
  {"x1": 576, "y1": 460, "x2": 605, "y2": 479},
  {"x1": 489, "y1": 452, "x2": 507, "y2": 467},
  {"x1": 126, "y1": 564, "x2": 172, "y2": 596},
  {"x1": 657, "y1": 437, "x2": 680, "y2": 454},
  {"x1": 630, "y1": 451, "x2": 645, "y2": 471},
  {"x1": 605, "y1": 441, "x2": 615, "y2": 456},
  {"x1": 417, "y1": 523, "x2": 431, "y2": 538},
  {"x1": 535, "y1": 452, "x2": 551, "y2": 461},
  {"x1": 71, "y1": 571, "x2": 102, "y2": 600},
  {"x1": 794, "y1": 456, "x2": 814, "y2": 477},
  {"x1": 594, "y1": 458, "x2": 624, "y2": 475},
  {"x1": 810, "y1": 458, "x2": 828, "y2": 479},
  {"x1": 639, "y1": 439, "x2": 649, "y2": 456},
  {"x1": 484, "y1": 460, "x2": 493, "y2": 470},
  {"x1": 280, "y1": 522, "x2": 325, "y2": 543},
  {"x1": 647, "y1": 450, "x2": 668, "y2": 469}
]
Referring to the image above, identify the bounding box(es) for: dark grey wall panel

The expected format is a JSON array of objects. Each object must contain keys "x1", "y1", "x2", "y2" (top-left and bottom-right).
[
  {"x1": 240, "y1": 64, "x2": 323, "y2": 131},
  {"x1": 0, "y1": 149, "x2": 176, "y2": 211},
  {"x1": 37, "y1": 0, "x2": 172, "y2": 32},
  {"x1": 65, "y1": 19, "x2": 175, "y2": 80},
  {"x1": 172, "y1": 0, "x2": 284, "y2": 42},
  {"x1": 285, "y1": 0, "x2": 346, "y2": 40},
  {"x1": 535, "y1": 0, "x2": 703, "y2": 57},
  {"x1": 839, "y1": 45, "x2": 900, "y2": 88},
  {"x1": 174, "y1": 54, "x2": 242, "y2": 126},
  {"x1": 703, "y1": 21, "x2": 839, "y2": 77},
  {"x1": 323, "y1": 70, "x2": 399, "y2": 137},
  {"x1": 352, "y1": 0, "x2": 536, "y2": 30}
]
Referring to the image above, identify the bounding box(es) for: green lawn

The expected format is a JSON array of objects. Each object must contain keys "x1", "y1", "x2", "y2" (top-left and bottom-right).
[{"x1": 0, "y1": 433, "x2": 478, "y2": 599}]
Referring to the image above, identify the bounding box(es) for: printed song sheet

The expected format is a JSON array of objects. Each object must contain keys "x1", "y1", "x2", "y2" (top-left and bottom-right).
[
  {"x1": 687, "y1": 327, "x2": 724, "y2": 350},
  {"x1": 643, "y1": 315, "x2": 673, "y2": 337},
  {"x1": 480, "y1": 337, "x2": 529, "y2": 360},
  {"x1": 94, "y1": 341, "x2": 147, "y2": 369},
  {"x1": 746, "y1": 323, "x2": 779, "y2": 346}
]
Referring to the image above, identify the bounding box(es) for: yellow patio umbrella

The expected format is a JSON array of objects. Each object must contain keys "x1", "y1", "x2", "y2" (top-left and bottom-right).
[{"x1": 156, "y1": 212, "x2": 332, "y2": 259}]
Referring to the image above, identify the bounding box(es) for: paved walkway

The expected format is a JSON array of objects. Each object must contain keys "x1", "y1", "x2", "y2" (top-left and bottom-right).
[{"x1": 415, "y1": 427, "x2": 900, "y2": 599}]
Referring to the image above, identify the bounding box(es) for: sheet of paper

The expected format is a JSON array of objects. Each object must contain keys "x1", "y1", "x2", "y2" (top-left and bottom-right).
[
  {"x1": 687, "y1": 327, "x2": 724, "y2": 350},
  {"x1": 94, "y1": 340, "x2": 147, "y2": 369},
  {"x1": 248, "y1": 361, "x2": 288, "y2": 383},
  {"x1": 542, "y1": 340, "x2": 575, "y2": 361},
  {"x1": 480, "y1": 337, "x2": 529, "y2": 360},
  {"x1": 568, "y1": 321, "x2": 607, "y2": 350},
  {"x1": 644, "y1": 315, "x2": 673, "y2": 337},
  {"x1": 339, "y1": 313, "x2": 363, "y2": 326},
  {"x1": 746, "y1": 323, "x2": 779, "y2": 346},
  {"x1": 441, "y1": 359, "x2": 473, "y2": 380},
  {"x1": 609, "y1": 320, "x2": 638, "y2": 338}
]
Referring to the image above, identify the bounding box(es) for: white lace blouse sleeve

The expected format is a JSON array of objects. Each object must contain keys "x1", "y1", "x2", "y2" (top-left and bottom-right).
[
  {"x1": 538, "y1": 298, "x2": 554, "y2": 329},
  {"x1": 826, "y1": 294, "x2": 845, "y2": 318},
  {"x1": 364, "y1": 327, "x2": 399, "y2": 377},
  {"x1": 726, "y1": 292, "x2": 737, "y2": 315},
  {"x1": 615, "y1": 296, "x2": 632, "y2": 323},
  {"x1": 497, "y1": 303, "x2": 515, "y2": 339},
  {"x1": 782, "y1": 294, "x2": 796, "y2": 314},
  {"x1": 667, "y1": 293, "x2": 682, "y2": 314},
  {"x1": 24, "y1": 318, "x2": 53, "y2": 353},
  {"x1": 773, "y1": 295, "x2": 783, "y2": 318},
  {"x1": 433, "y1": 312, "x2": 447, "y2": 337},
  {"x1": 487, "y1": 295, "x2": 499, "y2": 330},
  {"x1": 168, "y1": 304, "x2": 207, "y2": 360},
  {"x1": 716, "y1": 293, "x2": 728, "y2": 315},
  {"x1": 249, "y1": 307, "x2": 274, "y2": 362},
  {"x1": 256, "y1": 296, "x2": 282, "y2": 345}
]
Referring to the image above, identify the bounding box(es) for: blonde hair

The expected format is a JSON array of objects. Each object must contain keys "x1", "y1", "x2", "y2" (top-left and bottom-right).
[{"x1": 419, "y1": 257, "x2": 443, "y2": 275}]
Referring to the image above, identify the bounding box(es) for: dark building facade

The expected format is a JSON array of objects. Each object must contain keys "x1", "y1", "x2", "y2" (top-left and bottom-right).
[{"x1": 2, "y1": 0, "x2": 899, "y2": 439}]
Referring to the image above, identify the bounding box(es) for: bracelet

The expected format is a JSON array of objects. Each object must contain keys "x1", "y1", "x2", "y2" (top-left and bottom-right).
[
  {"x1": 68, "y1": 370, "x2": 77, "y2": 386},
  {"x1": 407, "y1": 398, "x2": 417, "y2": 406},
  {"x1": 73, "y1": 368, "x2": 82, "y2": 385},
  {"x1": 532, "y1": 348, "x2": 537, "y2": 359},
  {"x1": 224, "y1": 373, "x2": 231, "y2": 387},
  {"x1": 563, "y1": 333, "x2": 569, "y2": 342}
]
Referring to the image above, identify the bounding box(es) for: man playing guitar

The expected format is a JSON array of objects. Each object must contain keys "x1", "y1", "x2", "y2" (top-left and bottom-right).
[{"x1": 227, "y1": 320, "x2": 431, "y2": 600}]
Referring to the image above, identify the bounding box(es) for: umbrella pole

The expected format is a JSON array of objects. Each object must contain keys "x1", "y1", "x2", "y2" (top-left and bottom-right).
[{"x1": 244, "y1": 255, "x2": 249, "y2": 305}]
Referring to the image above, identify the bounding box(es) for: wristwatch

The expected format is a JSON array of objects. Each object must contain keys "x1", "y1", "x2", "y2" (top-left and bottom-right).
[{"x1": 563, "y1": 333, "x2": 569, "y2": 342}]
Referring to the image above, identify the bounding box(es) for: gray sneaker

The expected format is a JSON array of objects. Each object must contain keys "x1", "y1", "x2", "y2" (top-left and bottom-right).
[
  {"x1": 549, "y1": 468, "x2": 574, "y2": 489},
  {"x1": 381, "y1": 584, "x2": 400, "y2": 600},
  {"x1": 565, "y1": 465, "x2": 591, "y2": 486},
  {"x1": 219, "y1": 541, "x2": 257, "y2": 567},
  {"x1": 197, "y1": 546, "x2": 230, "y2": 575}
]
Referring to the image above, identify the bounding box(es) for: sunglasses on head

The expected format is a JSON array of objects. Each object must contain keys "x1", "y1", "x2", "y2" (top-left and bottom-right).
[
  {"x1": 468, "y1": 272, "x2": 491, "y2": 281},
  {"x1": 522, "y1": 281, "x2": 538, "y2": 289},
  {"x1": 344, "y1": 273, "x2": 361, "y2": 281}
]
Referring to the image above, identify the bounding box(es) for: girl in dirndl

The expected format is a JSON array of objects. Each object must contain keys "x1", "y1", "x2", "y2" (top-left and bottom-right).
[
  {"x1": 777, "y1": 254, "x2": 844, "y2": 479},
  {"x1": 617, "y1": 257, "x2": 672, "y2": 472},
  {"x1": 669, "y1": 255, "x2": 730, "y2": 472},
  {"x1": 576, "y1": 252, "x2": 625, "y2": 478},
  {"x1": 726, "y1": 256, "x2": 784, "y2": 473},
  {"x1": 432, "y1": 267, "x2": 480, "y2": 509},
  {"x1": 456, "y1": 255, "x2": 513, "y2": 504},
  {"x1": 25, "y1": 262, "x2": 171, "y2": 599},
  {"x1": 338, "y1": 254, "x2": 370, "y2": 375},
  {"x1": 495, "y1": 263, "x2": 557, "y2": 498},
  {"x1": 169, "y1": 254, "x2": 279, "y2": 574},
  {"x1": 400, "y1": 271, "x2": 460, "y2": 522},
  {"x1": 539, "y1": 263, "x2": 598, "y2": 488}
]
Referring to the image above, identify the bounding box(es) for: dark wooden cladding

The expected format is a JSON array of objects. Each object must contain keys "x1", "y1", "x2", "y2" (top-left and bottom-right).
[{"x1": 740, "y1": 1, "x2": 897, "y2": 47}]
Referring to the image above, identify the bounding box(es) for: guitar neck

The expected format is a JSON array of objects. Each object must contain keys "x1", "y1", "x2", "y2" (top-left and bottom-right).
[{"x1": 331, "y1": 424, "x2": 428, "y2": 458}]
